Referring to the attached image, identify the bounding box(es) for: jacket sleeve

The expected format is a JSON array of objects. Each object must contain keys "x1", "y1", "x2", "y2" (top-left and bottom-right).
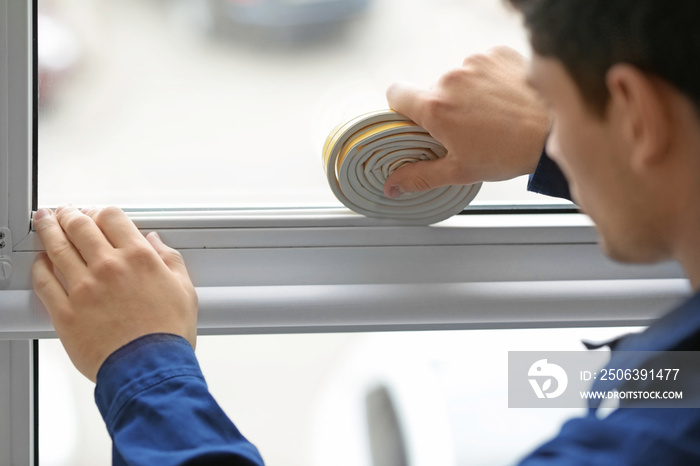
[
  {"x1": 94, "y1": 333, "x2": 265, "y2": 466},
  {"x1": 527, "y1": 149, "x2": 572, "y2": 201}
]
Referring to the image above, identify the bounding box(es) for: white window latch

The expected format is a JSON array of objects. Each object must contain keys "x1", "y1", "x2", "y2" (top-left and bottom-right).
[{"x1": 0, "y1": 228, "x2": 11, "y2": 287}]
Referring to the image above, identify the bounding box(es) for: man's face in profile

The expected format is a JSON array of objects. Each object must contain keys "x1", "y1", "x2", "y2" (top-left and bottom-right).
[{"x1": 527, "y1": 54, "x2": 662, "y2": 264}]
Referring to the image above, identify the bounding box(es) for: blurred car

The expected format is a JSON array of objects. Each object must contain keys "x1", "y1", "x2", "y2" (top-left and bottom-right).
[{"x1": 170, "y1": 0, "x2": 370, "y2": 41}]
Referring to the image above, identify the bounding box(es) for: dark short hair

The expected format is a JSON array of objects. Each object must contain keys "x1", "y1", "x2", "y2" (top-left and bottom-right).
[{"x1": 506, "y1": 0, "x2": 700, "y2": 117}]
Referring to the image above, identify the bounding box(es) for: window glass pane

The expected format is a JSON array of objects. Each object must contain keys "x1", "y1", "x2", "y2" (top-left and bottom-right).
[
  {"x1": 39, "y1": 326, "x2": 639, "y2": 465},
  {"x1": 37, "y1": 0, "x2": 564, "y2": 209}
]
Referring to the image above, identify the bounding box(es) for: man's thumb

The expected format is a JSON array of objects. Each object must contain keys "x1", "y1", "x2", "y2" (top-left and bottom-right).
[
  {"x1": 146, "y1": 231, "x2": 189, "y2": 276},
  {"x1": 383, "y1": 157, "x2": 456, "y2": 199}
]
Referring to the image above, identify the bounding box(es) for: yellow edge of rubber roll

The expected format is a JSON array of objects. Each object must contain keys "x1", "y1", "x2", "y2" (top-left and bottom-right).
[{"x1": 323, "y1": 109, "x2": 482, "y2": 225}]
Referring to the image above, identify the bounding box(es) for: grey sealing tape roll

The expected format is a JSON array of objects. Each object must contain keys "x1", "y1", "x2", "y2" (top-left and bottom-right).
[{"x1": 323, "y1": 110, "x2": 481, "y2": 225}]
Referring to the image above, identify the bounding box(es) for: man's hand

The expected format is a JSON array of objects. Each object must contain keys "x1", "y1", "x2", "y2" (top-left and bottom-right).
[
  {"x1": 32, "y1": 206, "x2": 198, "y2": 382},
  {"x1": 384, "y1": 46, "x2": 551, "y2": 198}
]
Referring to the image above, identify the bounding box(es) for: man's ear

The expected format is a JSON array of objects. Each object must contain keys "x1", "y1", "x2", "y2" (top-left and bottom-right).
[{"x1": 605, "y1": 64, "x2": 671, "y2": 170}]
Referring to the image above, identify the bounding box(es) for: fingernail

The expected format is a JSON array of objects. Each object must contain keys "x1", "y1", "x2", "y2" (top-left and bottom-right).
[
  {"x1": 33, "y1": 208, "x2": 51, "y2": 223},
  {"x1": 55, "y1": 205, "x2": 68, "y2": 215},
  {"x1": 387, "y1": 185, "x2": 405, "y2": 199}
]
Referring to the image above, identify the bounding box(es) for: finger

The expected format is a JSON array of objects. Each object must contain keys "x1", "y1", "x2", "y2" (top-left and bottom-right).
[
  {"x1": 89, "y1": 206, "x2": 149, "y2": 249},
  {"x1": 146, "y1": 232, "x2": 193, "y2": 283},
  {"x1": 33, "y1": 208, "x2": 88, "y2": 280},
  {"x1": 386, "y1": 81, "x2": 433, "y2": 129},
  {"x1": 54, "y1": 206, "x2": 113, "y2": 264},
  {"x1": 32, "y1": 252, "x2": 70, "y2": 316},
  {"x1": 384, "y1": 155, "x2": 464, "y2": 198},
  {"x1": 484, "y1": 45, "x2": 526, "y2": 65}
]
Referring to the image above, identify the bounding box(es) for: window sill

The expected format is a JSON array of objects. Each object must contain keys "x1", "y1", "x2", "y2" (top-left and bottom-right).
[{"x1": 0, "y1": 278, "x2": 690, "y2": 339}]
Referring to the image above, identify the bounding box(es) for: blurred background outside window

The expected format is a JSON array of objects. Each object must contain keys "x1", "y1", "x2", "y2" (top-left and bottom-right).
[
  {"x1": 40, "y1": 327, "x2": 637, "y2": 466},
  {"x1": 37, "y1": 0, "x2": 564, "y2": 208}
]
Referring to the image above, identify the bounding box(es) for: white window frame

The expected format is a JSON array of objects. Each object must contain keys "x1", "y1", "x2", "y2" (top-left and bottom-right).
[{"x1": 0, "y1": 1, "x2": 690, "y2": 463}]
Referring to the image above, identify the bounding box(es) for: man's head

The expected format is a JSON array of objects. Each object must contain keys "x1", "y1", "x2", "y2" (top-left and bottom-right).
[
  {"x1": 508, "y1": 0, "x2": 700, "y2": 269},
  {"x1": 507, "y1": 0, "x2": 700, "y2": 118}
]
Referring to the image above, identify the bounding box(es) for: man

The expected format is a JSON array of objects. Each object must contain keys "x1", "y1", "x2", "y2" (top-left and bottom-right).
[
  {"x1": 385, "y1": 0, "x2": 700, "y2": 462},
  {"x1": 32, "y1": 0, "x2": 700, "y2": 464}
]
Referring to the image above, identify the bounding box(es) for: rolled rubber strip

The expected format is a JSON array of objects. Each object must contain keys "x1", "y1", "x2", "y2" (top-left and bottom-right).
[{"x1": 323, "y1": 110, "x2": 482, "y2": 225}]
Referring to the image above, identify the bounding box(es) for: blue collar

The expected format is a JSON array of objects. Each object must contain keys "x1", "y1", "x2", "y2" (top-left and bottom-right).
[
  {"x1": 615, "y1": 290, "x2": 700, "y2": 352},
  {"x1": 586, "y1": 291, "x2": 700, "y2": 409}
]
